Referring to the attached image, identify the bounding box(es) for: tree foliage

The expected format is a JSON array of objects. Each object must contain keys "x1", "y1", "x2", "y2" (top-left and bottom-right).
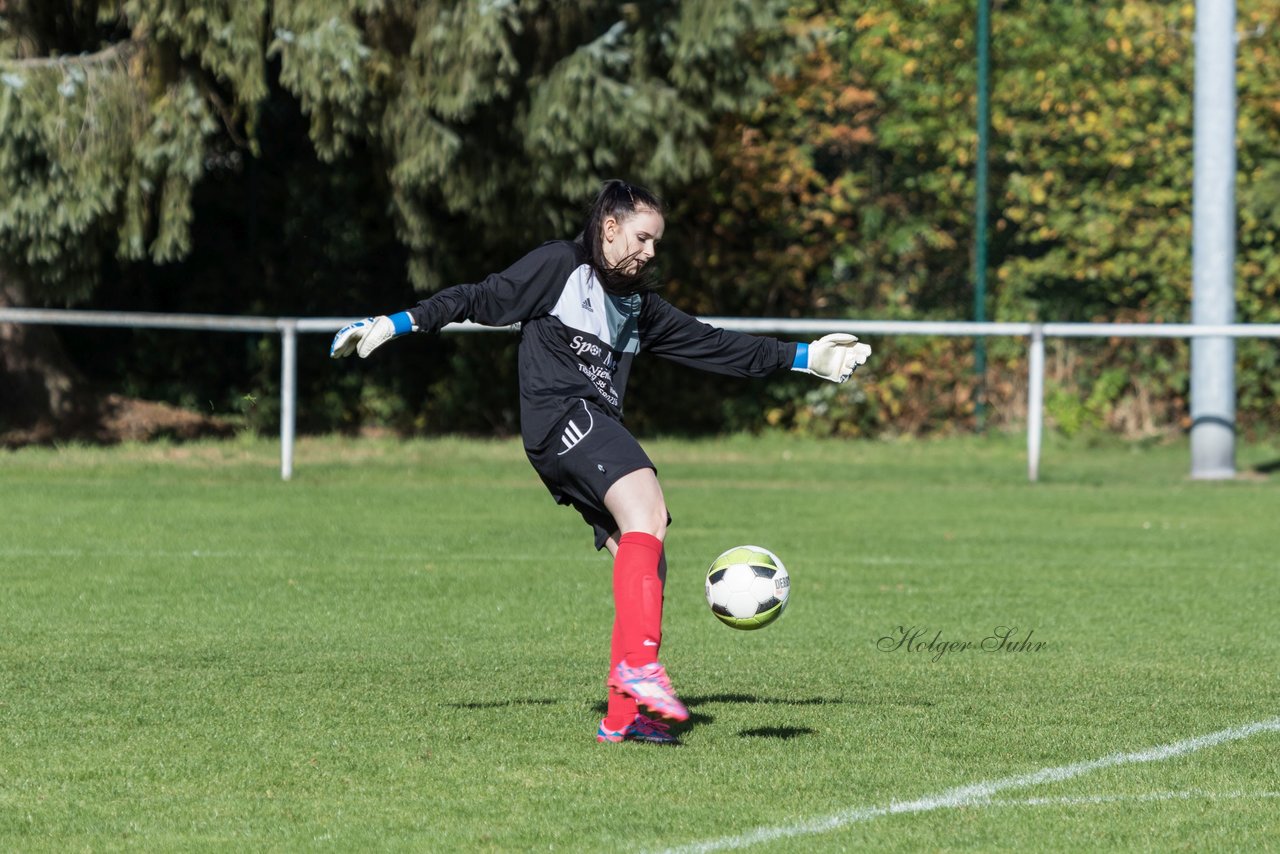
[
  {"x1": 669, "y1": 0, "x2": 1280, "y2": 437},
  {"x1": 0, "y1": 0, "x2": 793, "y2": 435},
  {"x1": 1, "y1": 0, "x2": 792, "y2": 296},
  {"x1": 2, "y1": 0, "x2": 1278, "y2": 440}
]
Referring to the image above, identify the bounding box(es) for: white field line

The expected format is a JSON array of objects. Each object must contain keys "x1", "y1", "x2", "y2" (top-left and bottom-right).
[
  {"x1": 975, "y1": 789, "x2": 1280, "y2": 809},
  {"x1": 657, "y1": 717, "x2": 1280, "y2": 854}
]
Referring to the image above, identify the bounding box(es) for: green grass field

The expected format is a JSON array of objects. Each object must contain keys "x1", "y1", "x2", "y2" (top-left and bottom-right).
[{"x1": 3, "y1": 433, "x2": 1278, "y2": 851}]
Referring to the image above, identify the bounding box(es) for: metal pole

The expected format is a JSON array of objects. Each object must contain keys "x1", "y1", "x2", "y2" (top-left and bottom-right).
[
  {"x1": 1027, "y1": 325, "x2": 1045, "y2": 483},
  {"x1": 973, "y1": 0, "x2": 991, "y2": 430},
  {"x1": 280, "y1": 320, "x2": 298, "y2": 481},
  {"x1": 1190, "y1": 0, "x2": 1237, "y2": 479}
]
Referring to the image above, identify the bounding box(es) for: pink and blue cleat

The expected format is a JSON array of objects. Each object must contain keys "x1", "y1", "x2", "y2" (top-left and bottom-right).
[
  {"x1": 607, "y1": 660, "x2": 689, "y2": 723},
  {"x1": 597, "y1": 713, "x2": 681, "y2": 745}
]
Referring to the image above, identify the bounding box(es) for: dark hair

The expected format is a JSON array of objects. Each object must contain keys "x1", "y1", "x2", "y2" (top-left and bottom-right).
[{"x1": 577, "y1": 179, "x2": 666, "y2": 295}]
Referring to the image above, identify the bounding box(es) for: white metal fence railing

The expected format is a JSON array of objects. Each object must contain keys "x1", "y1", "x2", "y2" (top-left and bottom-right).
[{"x1": 3, "y1": 307, "x2": 1279, "y2": 481}]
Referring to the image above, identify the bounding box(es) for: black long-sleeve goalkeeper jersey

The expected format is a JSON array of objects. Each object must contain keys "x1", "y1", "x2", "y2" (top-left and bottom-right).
[{"x1": 405, "y1": 240, "x2": 798, "y2": 452}]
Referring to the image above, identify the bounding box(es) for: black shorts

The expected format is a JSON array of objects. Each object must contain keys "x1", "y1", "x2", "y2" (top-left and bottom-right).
[{"x1": 525, "y1": 400, "x2": 664, "y2": 550}]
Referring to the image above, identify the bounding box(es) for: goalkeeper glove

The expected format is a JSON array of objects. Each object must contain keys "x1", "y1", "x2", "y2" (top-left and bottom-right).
[
  {"x1": 793, "y1": 333, "x2": 872, "y2": 383},
  {"x1": 329, "y1": 312, "x2": 416, "y2": 359}
]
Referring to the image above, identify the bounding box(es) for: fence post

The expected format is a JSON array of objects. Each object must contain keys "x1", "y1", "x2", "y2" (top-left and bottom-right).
[
  {"x1": 1027, "y1": 324, "x2": 1045, "y2": 482},
  {"x1": 280, "y1": 319, "x2": 298, "y2": 481},
  {"x1": 1189, "y1": 0, "x2": 1238, "y2": 480}
]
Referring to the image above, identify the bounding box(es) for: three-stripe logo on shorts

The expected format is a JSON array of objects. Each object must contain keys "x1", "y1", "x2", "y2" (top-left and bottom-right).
[{"x1": 557, "y1": 401, "x2": 594, "y2": 456}]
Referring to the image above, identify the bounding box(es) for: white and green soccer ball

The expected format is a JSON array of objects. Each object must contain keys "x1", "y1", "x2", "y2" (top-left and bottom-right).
[{"x1": 704, "y1": 545, "x2": 790, "y2": 630}]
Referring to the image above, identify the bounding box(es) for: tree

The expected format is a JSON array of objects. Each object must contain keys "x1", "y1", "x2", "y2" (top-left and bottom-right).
[
  {"x1": 0, "y1": 0, "x2": 793, "y2": 438},
  {"x1": 669, "y1": 0, "x2": 1280, "y2": 438}
]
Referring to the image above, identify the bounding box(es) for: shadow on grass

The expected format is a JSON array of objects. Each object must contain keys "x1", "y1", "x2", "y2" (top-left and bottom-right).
[
  {"x1": 738, "y1": 726, "x2": 817, "y2": 739},
  {"x1": 446, "y1": 698, "x2": 559, "y2": 710},
  {"x1": 683, "y1": 693, "x2": 846, "y2": 707},
  {"x1": 1252, "y1": 458, "x2": 1280, "y2": 475}
]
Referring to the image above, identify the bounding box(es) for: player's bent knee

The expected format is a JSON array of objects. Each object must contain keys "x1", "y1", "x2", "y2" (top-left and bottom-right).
[
  {"x1": 638, "y1": 513, "x2": 669, "y2": 541},
  {"x1": 614, "y1": 511, "x2": 667, "y2": 542}
]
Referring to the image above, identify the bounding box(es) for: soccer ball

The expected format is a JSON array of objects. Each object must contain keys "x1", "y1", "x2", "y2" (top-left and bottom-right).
[{"x1": 704, "y1": 545, "x2": 790, "y2": 630}]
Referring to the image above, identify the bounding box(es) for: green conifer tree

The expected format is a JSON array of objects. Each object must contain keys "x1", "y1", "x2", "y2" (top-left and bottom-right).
[{"x1": 0, "y1": 0, "x2": 790, "y2": 435}]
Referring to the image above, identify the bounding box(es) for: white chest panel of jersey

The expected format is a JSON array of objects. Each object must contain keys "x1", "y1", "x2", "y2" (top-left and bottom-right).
[{"x1": 549, "y1": 265, "x2": 640, "y2": 355}]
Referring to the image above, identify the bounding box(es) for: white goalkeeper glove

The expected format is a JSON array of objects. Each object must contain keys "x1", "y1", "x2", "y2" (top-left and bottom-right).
[
  {"x1": 793, "y1": 333, "x2": 872, "y2": 383},
  {"x1": 329, "y1": 312, "x2": 416, "y2": 359}
]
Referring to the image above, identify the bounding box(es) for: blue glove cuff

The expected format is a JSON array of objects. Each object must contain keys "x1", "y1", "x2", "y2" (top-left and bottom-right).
[
  {"x1": 390, "y1": 311, "x2": 415, "y2": 336},
  {"x1": 791, "y1": 342, "x2": 809, "y2": 371}
]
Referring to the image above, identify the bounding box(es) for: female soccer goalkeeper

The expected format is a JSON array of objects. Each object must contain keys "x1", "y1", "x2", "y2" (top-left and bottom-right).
[{"x1": 330, "y1": 180, "x2": 870, "y2": 744}]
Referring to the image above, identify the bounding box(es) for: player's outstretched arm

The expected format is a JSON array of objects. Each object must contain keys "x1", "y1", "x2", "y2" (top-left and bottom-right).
[
  {"x1": 792, "y1": 333, "x2": 872, "y2": 383},
  {"x1": 329, "y1": 312, "x2": 417, "y2": 359}
]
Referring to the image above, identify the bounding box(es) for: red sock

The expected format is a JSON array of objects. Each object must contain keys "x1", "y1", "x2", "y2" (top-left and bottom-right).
[
  {"x1": 614, "y1": 531, "x2": 664, "y2": 666},
  {"x1": 604, "y1": 532, "x2": 664, "y2": 730}
]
